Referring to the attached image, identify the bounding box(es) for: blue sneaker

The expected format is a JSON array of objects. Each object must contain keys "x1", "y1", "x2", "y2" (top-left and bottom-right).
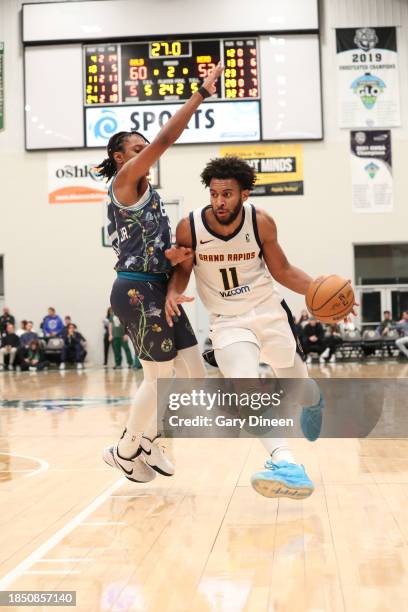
[
  {"x1": 250, "y1": 460, "x2": 314, "y2": 499},
  {"x1": 301, "y1": 391, "x2": 324, "y2": 442}
]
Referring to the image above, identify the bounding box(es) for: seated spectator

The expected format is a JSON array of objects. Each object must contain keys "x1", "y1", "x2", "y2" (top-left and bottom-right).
[
  {"x1": 0, "y1": 323, "x2": 20, "y2": 371},
  {"x1": 16, "y1": 320, "x2": 28, "y2": 337},
  {"x1": 109, "y1": 314, "x2": 133, "y2": 369},
  {"x1": 0, "y1": 307, "x2": 15, "y2": 334},
  {"x1": 302, "y1": 317, "x2": 325, "y2": 363},
  {"x1": 296, "y1": 309, "x2": 310, "y2": 332},
  {"x1": 59, "y1": 324, "x2": 86, "y2": 370},
  {"x1": 395, "y1": 311, "x2": 408, "y2": 359},
  {"x1": 20, "y1": 340, "x2": 48, "y2": 372},
  {"x1": 60, "y1": 316, "x2": 76, "y2": 338},
  {"x1": 320, "y1": 323, "x2": 343, "y2": 363},
  {"x1": 42, "y1": 307, "x2": 64, "y2": 338},
  {"x1": 20, "y1": 321, "x2": 39, "y2": 347},
  {"x1": 376, "y1": 310, "x2": 395, "y2": 336}
]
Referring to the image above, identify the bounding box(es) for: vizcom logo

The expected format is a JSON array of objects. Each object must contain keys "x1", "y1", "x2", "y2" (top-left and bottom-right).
[{"x1": 219, "y1": 285, "x2": 250, "y2": 298}]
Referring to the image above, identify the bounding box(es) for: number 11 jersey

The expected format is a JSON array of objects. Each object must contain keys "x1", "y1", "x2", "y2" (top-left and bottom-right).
[{"x1": 190, "y1": 203, "x2": 281, "y2": 316}]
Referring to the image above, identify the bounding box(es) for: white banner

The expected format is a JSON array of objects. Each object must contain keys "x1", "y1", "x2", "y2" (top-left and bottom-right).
[
  {"x1": 47, "y1": 151, "x2": 159, "y2": 205},
  {"x1": 351, "y1": 130, "x2": 393, "y2": 213},
  {"x1": 85, "y1": 101, "x2": 261, "y2": 147},
  {"x1": 336, "y1": 27, "x2": 400, "y2": 128}
]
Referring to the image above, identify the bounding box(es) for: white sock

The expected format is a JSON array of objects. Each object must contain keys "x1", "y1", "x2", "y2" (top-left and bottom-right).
[
  {"x1": 143, "y1": 345, "x2": 206, "y2": 441},
  {"x1": 271, "y1": 446, "x2": 296, "y2": 464},
  {"x1": 118, "y1": 359, "x2": 174, "y2": 458},
  {"x1": 260, "y1": 437, "x2": 296, "y2": 464}
]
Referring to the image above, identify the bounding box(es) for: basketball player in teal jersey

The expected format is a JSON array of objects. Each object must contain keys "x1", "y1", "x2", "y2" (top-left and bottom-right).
[
  {"x1": 165, "y1": 156, "x2": 324, "y2": 499},
  {"x1": 97, "y1": 64, "x2": 223, "y2": 484}
]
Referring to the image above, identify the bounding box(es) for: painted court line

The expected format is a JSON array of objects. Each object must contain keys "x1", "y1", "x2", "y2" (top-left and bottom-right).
[
  {"x1": 0, "y1": 478, "x2": 125, "y2": 590},
  {"x1": 0, "y1": 452, "x2": 49, "y2": 478}
]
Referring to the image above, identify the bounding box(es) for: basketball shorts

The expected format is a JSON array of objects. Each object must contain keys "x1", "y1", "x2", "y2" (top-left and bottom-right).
[
  {"x1": 209, "y1": 296, "x2": 305, "y2": 369},
  {"x1": 110, "y1": 276, "x2": 197, "y2": 362}
]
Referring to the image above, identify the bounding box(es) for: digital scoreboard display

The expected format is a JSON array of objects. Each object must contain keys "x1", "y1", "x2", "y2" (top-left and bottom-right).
[{"x1": 84, "y1": 38, "x2": 258, "y2": 105}]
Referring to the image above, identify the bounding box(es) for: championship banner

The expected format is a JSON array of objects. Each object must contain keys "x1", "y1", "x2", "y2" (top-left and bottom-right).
[
  {"x1": 47, "y1": 151, "x2": 159, "y2": 205},
  {"x1": 351, "y1": 130, "x2": 393, "y2": 213},
  {"x1": 0, "y1": 43, "x2": 4, "y2": 130},
  {"x1": 220, "y1": 144, "x2": 304, "y2": 196},
  {"x1": 336, "y1": 27, "x2": 400, "y2": 128}
]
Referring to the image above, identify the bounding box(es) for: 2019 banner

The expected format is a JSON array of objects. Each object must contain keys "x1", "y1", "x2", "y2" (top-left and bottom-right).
[{"x1": 336, "y1": 27, "x2": 400, "y2": 128}]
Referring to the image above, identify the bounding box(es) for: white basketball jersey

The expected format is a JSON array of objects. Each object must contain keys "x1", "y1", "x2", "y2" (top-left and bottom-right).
[{"x1": 191, "y1": 203, "x2": 281, "y2": 315}]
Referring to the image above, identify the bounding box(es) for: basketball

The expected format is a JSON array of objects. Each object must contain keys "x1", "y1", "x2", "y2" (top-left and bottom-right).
[{"x1": 306, "y1": 275, "x2": 355, "y2": 323}]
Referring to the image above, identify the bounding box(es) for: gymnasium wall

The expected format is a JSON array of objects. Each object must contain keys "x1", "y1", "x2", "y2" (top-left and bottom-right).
[{"x1": 0, "y1": 0, "x2": 408, "y2": 361}]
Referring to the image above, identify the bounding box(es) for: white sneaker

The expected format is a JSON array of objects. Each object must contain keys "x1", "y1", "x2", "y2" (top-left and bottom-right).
[
  {"x1": 59, "y1": 363, "x2": 66, "y2": 370},
  {"x1": 329, "y1": 354, "x2": 336, "y2": 363},
  {"x1": 76, "y1": 363, "x2": 84, "y2": 370},
  {"x1": 103, "y1": 444, "x2": 156, "y2": 483},
  {"x1": 319, "y1": 348, "x2": 330, "y2": 363},
  {"x1": 140, "y1": 435, "x2": 175, "y2": 476},
  {"x1": 306, "y1": 356, "x2": 312, "y2": 364}
]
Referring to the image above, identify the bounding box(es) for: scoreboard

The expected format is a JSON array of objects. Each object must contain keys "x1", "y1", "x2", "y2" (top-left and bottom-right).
[
  {"x1": 84, "y1": 38, "x2": 258, "y2": 105},
  {"x1": 23, "y1": 0, "x2": 322, "y2": 150}
]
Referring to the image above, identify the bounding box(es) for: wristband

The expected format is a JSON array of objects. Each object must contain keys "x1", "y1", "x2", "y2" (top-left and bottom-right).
[{"x1": 198, "y1": 86, "x2": 212, "y2": 99}]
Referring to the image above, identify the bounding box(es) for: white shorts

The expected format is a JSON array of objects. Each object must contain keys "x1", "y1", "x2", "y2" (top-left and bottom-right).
[{"x1": 209, "y1": 296, "x2": 298, "y2": 369}]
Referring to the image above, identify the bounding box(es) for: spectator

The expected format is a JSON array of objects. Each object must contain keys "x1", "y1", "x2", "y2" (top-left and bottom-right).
[
  {"x1": 59, "y1": 323, "x2": 85, "y2": 370},
  {"x1": 20, "y1": 321, "x2": 39, "y2": 348},
  {"x1": 109, "y1": 313, "x2": 133, "y2": 369},
  {"x1": 103, "y1": 307, "x2": 113, "y2": 367},
  {"x1": 16, "y1": 320, "x2": 28, "y2": 337},
  {"x1": 376, "y1": 310, "x2": 395, "y2": 336},
  {"x1": 302, "y1": 317, "x2": 326, "y2": 364},
  {"x1": 395, "y1": 311, "x2": 408, "y2": 359},
  {"x1": 320, "y1": 324, "x2": 343, "y2": 363},
  {"x1": 20, "y1": 339, "x2": 48, "y2": 372},
  {"x1": 296, "y1": 309, "x2": 310, "y2": 331},
  {"x1": 42, "y1": 307, "x2": 64, "y2": 338},
  {"x1": 60, "y1": 316, "x2": 75, "y2": 339},
  {"x1": 0, "y1": 307, "x2": 15, "y2": 334},
  {"x1": 0, "y1": 323, "x2": 20, "y2": 371}
]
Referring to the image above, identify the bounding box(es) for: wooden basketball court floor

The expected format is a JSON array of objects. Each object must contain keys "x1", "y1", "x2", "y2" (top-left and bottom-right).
[{"x1": 1, "y1": 362, "x2": 408, "y2": 612}]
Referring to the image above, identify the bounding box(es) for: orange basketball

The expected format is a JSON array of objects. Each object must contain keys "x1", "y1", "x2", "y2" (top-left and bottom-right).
[{"x1": 306, "y1": 275, "x2": 355, "y2": 323}]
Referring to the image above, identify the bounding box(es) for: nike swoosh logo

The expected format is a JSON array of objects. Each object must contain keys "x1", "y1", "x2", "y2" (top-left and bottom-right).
[
  {"x1": 141, "y1": 446, "x2": 151, "y2": 455},
  {"x1": 112, "y1": 450, "x2": 133, "y2": 475},
  {"x1": 200, "y1": 239, "x2": 214, "y2": 244}
]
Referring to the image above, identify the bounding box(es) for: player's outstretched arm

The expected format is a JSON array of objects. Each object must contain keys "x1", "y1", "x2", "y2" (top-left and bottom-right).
[
  {"x1": 115, "y1": 63, "x2": 223, "y2": 191},
  {"x1": 165, "y1": 218, "x2": 195, "y2": 327},
  {"x1": 257, "y1": 210, "x2": 312, "y2": 295}
]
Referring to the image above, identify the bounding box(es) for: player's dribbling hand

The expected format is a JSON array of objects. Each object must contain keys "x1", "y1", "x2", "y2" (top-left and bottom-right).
[
  {"x1": 202, "y1": 62, "x2": 224, "y2": 96},
  {"x1": 165, "y1": 291, "x2": 195, "y2": 327},
  {"x1": 165, "y1": 246, "x2": 193, "y2": 266}
]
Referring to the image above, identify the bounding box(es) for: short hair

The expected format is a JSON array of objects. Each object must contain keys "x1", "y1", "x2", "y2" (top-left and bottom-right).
[
  {"x1": 48, "y1": 307, "x2": 55, "y2": 312},
  {"x1": 200, "y1": 156, "x2": 256, "y2": 191},
  {"x1": 383, "y1": 310, "x2": 391, "y2": 315}
]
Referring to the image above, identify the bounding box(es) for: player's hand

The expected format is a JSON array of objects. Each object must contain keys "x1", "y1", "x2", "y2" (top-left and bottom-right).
[
  {"x1": 165, "y1": 246, "x2": 193, "y2": 266},
  {"x1": 202, "y1": 62, "x2": 224, "y2": 96},
  {"x1": 165, "y1": 291, "x2": 195, "y2": 327}
]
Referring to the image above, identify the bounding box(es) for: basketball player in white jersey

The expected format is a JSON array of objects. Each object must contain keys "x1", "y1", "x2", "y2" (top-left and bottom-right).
[{"x1": 165, "y1": 156, "x2": 323, "y2": 499}]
